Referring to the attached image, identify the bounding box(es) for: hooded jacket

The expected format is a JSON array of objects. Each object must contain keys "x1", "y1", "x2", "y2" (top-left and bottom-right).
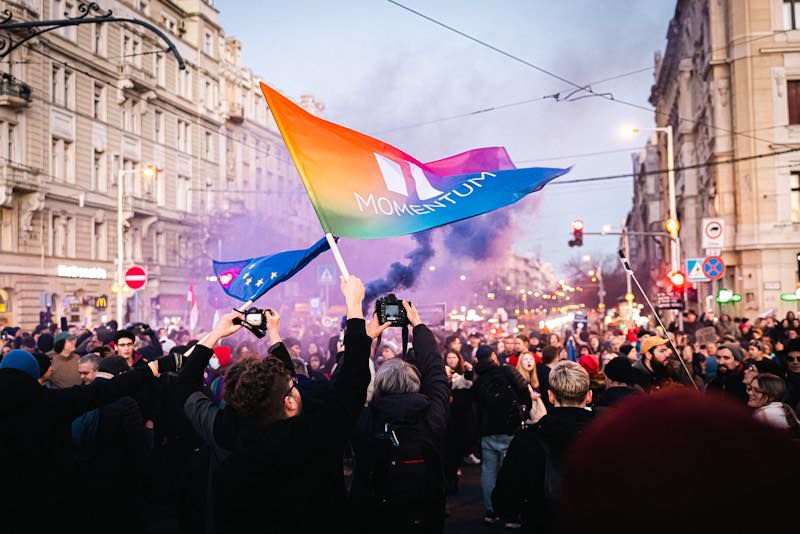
[
  {"x1": 492, "y1": 407, "x2": 594, "y2": 533},
  {"x1": 349, "y1": 323, "x2": 450, "y2": 533},
  {"x1": 473, "y1": 360, "x2": 532, "y2": 436},
  {"x1": 0, "y1": 365, "x2": 155, "y2": 531}
]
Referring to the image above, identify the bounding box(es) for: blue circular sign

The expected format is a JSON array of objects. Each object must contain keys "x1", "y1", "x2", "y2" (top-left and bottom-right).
[{"x1": 702, "y1": 256, "x2": 725, "y2": 280}]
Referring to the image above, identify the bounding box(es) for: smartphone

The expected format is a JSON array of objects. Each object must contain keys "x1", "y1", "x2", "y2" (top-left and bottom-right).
[{"x1": 60, "y1": 317, "x2": 68, "y2": 331}]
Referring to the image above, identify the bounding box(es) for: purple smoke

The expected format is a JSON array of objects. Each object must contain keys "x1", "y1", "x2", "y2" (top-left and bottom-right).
[
  {"x1": 364, "y1": 230, "x2": 435, "y2": 306},
  {"x1": 443, "y1": 210, "x2": 512, "y2": 260}
]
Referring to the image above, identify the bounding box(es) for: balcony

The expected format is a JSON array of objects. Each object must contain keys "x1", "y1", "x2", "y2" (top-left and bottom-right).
[
  {"x1": 117, "y1": 63, "x2": 155, "y2": 92},
  {"x1": 226, "y1": 102, "x2": 244, "y2": 123},
  {"x1": 0, "y1": 74, "x2": 32, "y2": 108}
]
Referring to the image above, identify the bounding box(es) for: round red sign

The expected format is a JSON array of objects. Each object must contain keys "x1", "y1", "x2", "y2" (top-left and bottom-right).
[{"x1": 124, "y1": 265, "x2": 148, "y2": 290}]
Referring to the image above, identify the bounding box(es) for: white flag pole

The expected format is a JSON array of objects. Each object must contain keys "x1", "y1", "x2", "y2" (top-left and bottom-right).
[{"x1": 325, "y1": 233, "x2": 350, "y2": 281}]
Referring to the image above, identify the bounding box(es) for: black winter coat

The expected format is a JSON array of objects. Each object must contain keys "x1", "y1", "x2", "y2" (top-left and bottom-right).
[
  {"x1": 0, "y1": 366, "x2": 155, "y2": 532},
  {"x1": 492, "y1": 407, "x2": 594, "y2": 534},
  {"x1": 473, "y1": 362, "x2": 532, "y2": 436},
  {"x1": 208, "y1": 319, "x2": 372, "y2": 534},
  {"x1": 350, "y1": 324, "x2": 450, "y2": 533},
  {"x1": 707, "y1": 368, "x2": 748, "y2": 404}
]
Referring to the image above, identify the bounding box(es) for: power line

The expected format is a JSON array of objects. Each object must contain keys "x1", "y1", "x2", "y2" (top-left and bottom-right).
[
  {"x1": 516, "y1": 146, "x2": 643, "y2": 164},
  {"x1": 385, "y1": 0, "x2": 792, "y2": 150},
  {"x1": 374, "y1": 65, "x2": 653, "y2": 135},
  {"x1": 548, "y1": 145, "x2": 800, "y2": 186}
]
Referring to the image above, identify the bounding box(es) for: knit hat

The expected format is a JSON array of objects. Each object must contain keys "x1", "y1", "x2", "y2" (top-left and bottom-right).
[
  {"x1": 0, "y1": 349, "x2": 41, "y2": 379},
  {"x1": 578, "y1": 354, "x2": 600, "y2": 375},
  {"x1": 33, "y1": 352, "x2": 51, "y2": 378},
  {"x1": 475, "y1": 344, "x2": 494, "y2": 361},
  {"x1": 54, "y1": 332, "x2": 76, "y2": 344},
  {"x1": 721, "y1": 343, "x2": 745, "y2": 362},
  {"x1": 214, "y1": 345, "x2": 232, "y2": 368},
  {"x1": 603, "y1": 356, "x2": 632, "y2": 384},
  {"x1": 618, "y1": 344, "x2": 635, "y2": 357},
  {"x1": 98, "y1": 356, "x2": 130, "y2": 376},
  {"x1": 640, "y1": 336, "x2": 669, "y2": 356},
  {"x1": 37, "y1": 333, "x2": 55, "y2": 353}
]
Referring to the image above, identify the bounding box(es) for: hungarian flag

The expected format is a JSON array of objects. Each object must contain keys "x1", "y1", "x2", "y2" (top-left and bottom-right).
[
  {"x1": 187, "y1": 283, "x2": 198, "y2": 330},
  {"x1": 260, "y1": 83, "x2": 569, "y2": 239}
]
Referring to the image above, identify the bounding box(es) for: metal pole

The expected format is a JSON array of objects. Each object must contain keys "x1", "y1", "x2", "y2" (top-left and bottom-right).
[
  {"x1": 597, "y1": 262, "x2": 605, "y2": 311},
  {"x1": 619, "y1": 249, "x2": 699, "y2": 392},
  {"x1": 116, "y1": 168, "x2": 125, "y2": 326},
  {"x1": 623, "y1": 227, "x2": 632, "y2": 297},
  {"x1": 664, "y1": 126, "x2": 683, "y2": 331}
]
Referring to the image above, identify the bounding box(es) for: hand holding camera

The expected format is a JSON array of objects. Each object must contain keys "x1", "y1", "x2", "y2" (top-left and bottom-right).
[
  {"x1": 200, "y1": 311, "x2": 244, "y2": 349},
  {"x1": 366, "y1": 313, "x2": 392, "y2": 339}
]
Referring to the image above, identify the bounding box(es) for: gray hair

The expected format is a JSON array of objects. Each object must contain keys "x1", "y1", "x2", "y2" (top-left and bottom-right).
[
  {"x1": 373, "y1": 359, "x2": 421, "y2": 397},
  {"x1": 79, "y1": 353, "x2": 101, "y2": 371}
]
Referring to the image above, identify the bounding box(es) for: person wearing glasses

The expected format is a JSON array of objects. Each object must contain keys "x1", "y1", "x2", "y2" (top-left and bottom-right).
[
  {"x1": 747, "y1": 373, "x2": 800, "y2": 436},
  {"x1": 174, "y1": 275, "x2": 389, "y2": 534}
]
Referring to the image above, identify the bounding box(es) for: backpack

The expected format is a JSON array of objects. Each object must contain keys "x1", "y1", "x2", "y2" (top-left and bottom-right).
[
  {"x1": 366, "y1": 416, "x2": 445, "y2": 530},
  {"x1": 479, "y1": 368, "x2": 526, "y2": 435}
]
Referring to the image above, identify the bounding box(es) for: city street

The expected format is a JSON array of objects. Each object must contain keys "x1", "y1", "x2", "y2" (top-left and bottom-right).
[{"x1": 1, "y1": 1, "x2": 799, "y2": 533}]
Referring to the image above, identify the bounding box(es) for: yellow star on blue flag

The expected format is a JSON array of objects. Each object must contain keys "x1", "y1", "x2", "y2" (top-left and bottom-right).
[{"x1": 212, "y1": 237, "x2": 334, "y2": 303}]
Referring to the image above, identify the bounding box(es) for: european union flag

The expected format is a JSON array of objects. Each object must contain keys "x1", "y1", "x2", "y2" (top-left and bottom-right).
[{"x1": 213, "y1": 237, "x2": 332, "y2": 303}]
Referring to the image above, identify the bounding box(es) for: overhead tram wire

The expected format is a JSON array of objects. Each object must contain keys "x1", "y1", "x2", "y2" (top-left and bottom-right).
[
  {"x1": 385, "y1": 0, "x2": 795, "y2": 149},
  {"x1": 374, "y1": 65, "x2": 654, "y2": 135}
]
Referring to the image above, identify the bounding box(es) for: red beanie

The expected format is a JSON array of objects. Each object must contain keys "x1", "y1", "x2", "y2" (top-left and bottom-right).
[
  {"x1": 577, "y1": 354, "x2": 599, "y2": 375},
  {"x1": 213, "y1": 345, "x2": 232, "y2": 368},
  {"x1": 559, "y1": 391, "x2": 800, "y2": 533}
]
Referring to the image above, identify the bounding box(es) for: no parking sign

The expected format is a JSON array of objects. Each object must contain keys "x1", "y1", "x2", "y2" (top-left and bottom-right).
[{"x1": 702, "y1": 256, "x2": 725, "y2": 281}]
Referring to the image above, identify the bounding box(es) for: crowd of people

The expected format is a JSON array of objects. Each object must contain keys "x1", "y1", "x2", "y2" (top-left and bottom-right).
[{"x1": 1, "y1": 286, "x2": 799, "y2": 533}]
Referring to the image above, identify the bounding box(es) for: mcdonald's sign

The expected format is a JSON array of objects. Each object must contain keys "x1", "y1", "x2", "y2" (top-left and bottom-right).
[{"x1": 95, "y1": 294, "x2": 109, "y2": 311}]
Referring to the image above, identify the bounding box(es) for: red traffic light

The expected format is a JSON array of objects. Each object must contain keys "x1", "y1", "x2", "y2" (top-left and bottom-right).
[
  {"x1": 668, "y1": 271, "x2": 686, "y2": 288},
  {"x1": 572, "y1": 219, "x2": 584, "y2": 231},
  {"x1": 569, "y1": 219, "x2": 584, "y2": 247}
]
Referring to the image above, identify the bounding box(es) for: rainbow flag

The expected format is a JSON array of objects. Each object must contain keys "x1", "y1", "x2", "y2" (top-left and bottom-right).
[{"x1": 260, "y1": 83, "x2": 569, "y2": 239}]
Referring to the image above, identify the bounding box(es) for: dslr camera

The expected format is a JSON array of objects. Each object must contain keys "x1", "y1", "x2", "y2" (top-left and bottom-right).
[
  {"x1": 233, "y1": 307, "x2": 272, "y2": 338},
  {"x1": 376, "y1": 293, "x2": 409, "y2": 328}
]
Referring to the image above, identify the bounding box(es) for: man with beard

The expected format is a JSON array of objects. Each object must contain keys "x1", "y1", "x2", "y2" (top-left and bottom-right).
[
  {"x1": 707, "y1": 344, "x2": 748, "y2": 404},
  {"x1": 631, "y1": 336, "x2": 674, "y2": 391}
]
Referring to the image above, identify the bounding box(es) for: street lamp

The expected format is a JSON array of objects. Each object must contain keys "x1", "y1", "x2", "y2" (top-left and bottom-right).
[{"x1": 116, "y1": 164, "x2": 157, "y2": 325}]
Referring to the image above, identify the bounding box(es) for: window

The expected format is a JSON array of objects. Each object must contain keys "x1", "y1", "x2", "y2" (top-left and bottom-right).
[
  {"x1": 204, "y1": 78, "x2": 212, "y2": 109},
  {"x1": 51, "y1": 66, "x2": 74, "y2": 109},
  {"x1": 93, "y1": 149, "x2": 107, "y2": 192},
  {"x1": 176, "y1": 175, "x2": 192, "y2": 211},
  {"x1": 792, "y1": 172, "x2": 800, "y2": 223},
  {"x1": 92, "y1": 220, "x2": 107, "y2": 260},
  {"x1": 93, "y1": 83, "x2": 105, "y2": 120},
  {"x1": 161, "y1": 13, "x2": 177, "y2": 34},
  {"x1": 785, "y1": 1, "x2": 800, "y2": 30},
  {"x1": 122, "y1": 158, "x2": 139, "y2": 196},
  {"x1": 155, "y1": 53, "x2": 166, "y2": 87},
  {"x1": 0, "y1": 207, "x2": 13, "y2": 251},
  {"x1": 121, "y1": 99, "x2": 140, "y2": 134},
  {"x1": 51, "y1": 215, "x2": 76, "y2": 257},
  {"x1": 204, "y1": 31, "x2": 213, "y2": 56},
  {"x1": 51, "y1": 137, "x2": 74, "y2": 183},
  {"x1": 138, "y1": 0, "x2": 150, "y2": 15},
  {"x1": 52, "y1": 1, "x2": 77, "y2": 40},
  {"x1": 155, "y1": 171, "x2": 165, "y2": 206},
  {"x1": 155, "y1": 232, "x2": 166, "y2": 264},
  {"x1": 154, "y1": 110, "x2": 165, "y2": 143},
  {"x1": 122, "y1": 33, "x2": 142, "y2": 67},
  {"x1": 177, "y1": 119, "x2": 191, "y2": 154},
  {"x1": 790, "y1": 81, "x2": 800, "y2": 125},
  {"x1": 93, "y1": 24, "x2": 107, "y2": 56},
  {"x1": 177, "y1": 66, "x2": 192, "y2": 99},
  {"x1": 3, "y1": 122, "x2": 17, "y2": 163},
  {"x1": 204, "y1": 131, "x2": 214, "y2": 161}
]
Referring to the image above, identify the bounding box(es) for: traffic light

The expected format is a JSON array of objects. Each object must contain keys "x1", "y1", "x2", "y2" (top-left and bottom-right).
[
  {"x1": 668, "y1": 271, "x2": 686, "y2": 292},
  {"x1": 568, "y1": 219, "x2": 584, "y2": 247}
]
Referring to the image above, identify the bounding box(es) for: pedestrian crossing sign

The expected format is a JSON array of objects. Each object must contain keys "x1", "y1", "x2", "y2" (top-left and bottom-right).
[
  {"x1": 686, "y1": 258, "x2": 710, "y2": 282},
  {"x1": 317, "y1": 264, "x2": 336, "y2": 285}
]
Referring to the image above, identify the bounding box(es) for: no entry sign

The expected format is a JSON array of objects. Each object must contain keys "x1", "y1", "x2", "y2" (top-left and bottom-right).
[{"x1": 125, "y1": 265, "x2": 148, "y2": 290}]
